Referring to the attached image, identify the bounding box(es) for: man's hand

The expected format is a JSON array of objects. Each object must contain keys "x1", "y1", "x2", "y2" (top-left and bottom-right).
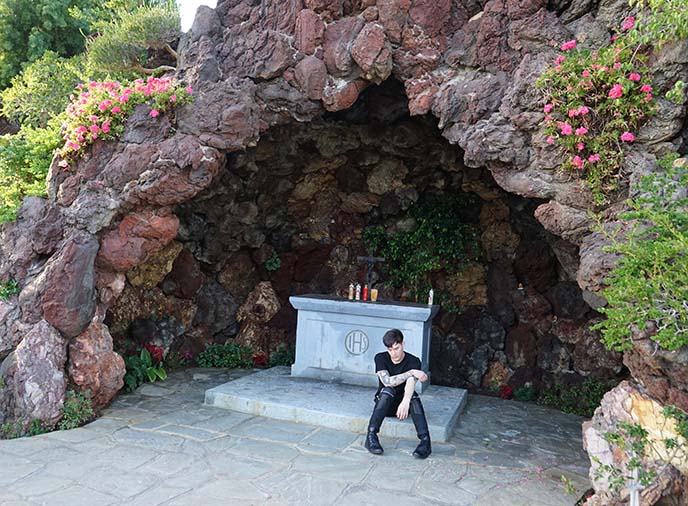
[
  {"x1": 396, "y1": 399, "x2": 410, "y2": 420},
  {"x1": 412, "y1": 369, "x2": 429, "y2": 382}
]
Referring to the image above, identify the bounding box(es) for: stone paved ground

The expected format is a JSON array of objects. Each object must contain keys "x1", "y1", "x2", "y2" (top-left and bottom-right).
[{"x1": 0, "y1": 369, "x2": 592, "y2": 506}]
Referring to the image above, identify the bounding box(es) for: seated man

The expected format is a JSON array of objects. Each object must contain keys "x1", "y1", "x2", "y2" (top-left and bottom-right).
[{"x1": 364, "y1": 328, "x2": 431, "y2": 458}]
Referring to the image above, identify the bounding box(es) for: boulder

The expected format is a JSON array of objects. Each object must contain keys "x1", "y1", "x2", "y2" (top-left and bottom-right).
[
  {"x1": 162, "y1": 248, "x2": 205, "y2": 300},
  {"x1": 0, "y1": 301, "x2": 21, "y2": 361},
  {"x1": 0, "y1": 320, "x2": 66, "y2": 429},
  {"x1": 19, "y1": 233, "x2": 98, "y2": 338},
  {"x1": 294, "y1": 9, "x2": 325, "y2": 55},
  {"x1": 127, "y1": 241, "x2": 183, "y2": 289},
  {"x1": 98, "y1": 210, "x2": 179, "y2": 273},
  {"x1": 68, "y1": 320, "x2": 125, "y2": 410},
  {"x1": 217, "y1": 251, "x2": 260, "y2": 300},
  {"x1": 583, "y1": 381, "x2": 688, "y2": 505},
  {"x1": 192, "y1": 280, "x2": 239, "y2": 337},
  {"x1": 351, "y1": 23, "x2": 393, "y2": 83},
  {"x1": 235, "y1": 282, "x2": 282, "y2": 354}
]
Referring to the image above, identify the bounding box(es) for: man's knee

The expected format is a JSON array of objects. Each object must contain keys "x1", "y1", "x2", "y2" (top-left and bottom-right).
[
  {"x1": 380, "y1": 387, "x2": 395, "y2": 398},
  {"x1": 410, "y1": 395, "x2": 425, "y2": 415}
]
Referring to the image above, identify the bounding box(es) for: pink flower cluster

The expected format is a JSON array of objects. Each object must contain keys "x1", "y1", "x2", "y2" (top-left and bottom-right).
[
  {"x1": 621, "y1": 16, "x2": 634, "y2": 31},
  {"x1": 59, "y1": 77, "x2": 193, "y2": 165},
  {"x1": 608, "y1": 84, "x2": 624, "y2": 99},
  {"x1": 561, "y1": 40, "x2": 577, "y2": 51},
  {"x1": 540, "y1": 15, "x2": 659, "y2": 192}
]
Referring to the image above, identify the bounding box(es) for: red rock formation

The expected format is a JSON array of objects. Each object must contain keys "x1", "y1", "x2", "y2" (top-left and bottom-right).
[{"x1": 68, "y1": 320, "x2": 125, "y2": 410}]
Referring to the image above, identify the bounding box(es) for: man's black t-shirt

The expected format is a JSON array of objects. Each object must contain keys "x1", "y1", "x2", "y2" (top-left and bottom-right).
[{"x1": 374, "y1": 351, "x2": 421, "y2": 399}]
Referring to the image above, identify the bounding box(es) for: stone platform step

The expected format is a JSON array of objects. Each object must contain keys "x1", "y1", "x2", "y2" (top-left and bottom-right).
[{"x1": 204, "y1": 367, "x2": 467, "y2": 442}]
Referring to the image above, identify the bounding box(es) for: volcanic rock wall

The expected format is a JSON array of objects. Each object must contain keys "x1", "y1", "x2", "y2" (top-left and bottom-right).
[{"x1": 0, "y1": 0, "x2": 687, "y2": 501}]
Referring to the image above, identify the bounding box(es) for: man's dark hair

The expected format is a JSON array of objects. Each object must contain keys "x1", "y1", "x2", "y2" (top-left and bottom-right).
[{"x1": 382, "y1": 329, "x2": 404, "y2": 348}]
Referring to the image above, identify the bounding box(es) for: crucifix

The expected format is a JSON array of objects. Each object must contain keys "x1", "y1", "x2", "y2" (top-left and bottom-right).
[{"x1": 357, "y1": 250, "x2": 385, "y2": 288}]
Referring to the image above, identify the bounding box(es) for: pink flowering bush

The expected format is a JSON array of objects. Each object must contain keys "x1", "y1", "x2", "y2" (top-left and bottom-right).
[
  {"x1": 57, "y1": 76, "x2": 193, "y2": 166},
  {"x1": 537, "y1": 19, "x2": 656, "y2": 204}
]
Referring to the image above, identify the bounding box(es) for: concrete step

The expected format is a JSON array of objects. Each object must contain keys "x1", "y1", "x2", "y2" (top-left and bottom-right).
[{"x1": 204, "y1": 367, "x2": 467, "y2": 442}]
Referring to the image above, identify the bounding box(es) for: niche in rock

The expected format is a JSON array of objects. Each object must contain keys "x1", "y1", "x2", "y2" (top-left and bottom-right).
[{"x1": 105, "y1": 79, "x2": 625, "y2": 394}]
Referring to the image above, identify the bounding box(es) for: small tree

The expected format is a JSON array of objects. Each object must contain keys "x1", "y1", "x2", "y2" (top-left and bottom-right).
[
  {"x1": 0, "y1": 0, "x2": 95, "y2": 88},
  {"x1": 85, "y1": 2, "x2": 181, "y2": 76}
]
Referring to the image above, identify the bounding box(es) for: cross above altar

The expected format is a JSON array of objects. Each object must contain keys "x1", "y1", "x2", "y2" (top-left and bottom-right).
[{"x1": 357, "y1": 251, "x2": 385, "y2": 287}]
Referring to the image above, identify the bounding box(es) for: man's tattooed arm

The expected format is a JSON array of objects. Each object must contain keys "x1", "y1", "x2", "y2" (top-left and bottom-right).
[{"x1": 377, "y1": 370, "x2": 415, "y2": 387}]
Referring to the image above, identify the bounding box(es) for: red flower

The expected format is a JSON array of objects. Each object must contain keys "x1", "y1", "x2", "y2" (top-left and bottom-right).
[
  {"x1": 144, "y1": 344, "x2": 164, "y2": 362},
  {"x1": 499, "y1": 385, "x2": 513, "y2": 399},
  {"x1": 253, "y1": 353, "x2": 268, "y2": 368}
]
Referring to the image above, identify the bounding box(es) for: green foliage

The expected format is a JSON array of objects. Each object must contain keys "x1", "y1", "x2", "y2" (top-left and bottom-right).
[
  {"x1": 0, "y1": 279, "x2": 19, "y2": 300},
  {"x1": 592, "y1": 159, "x2": 688, "y2": 351},
  {"x1": 123, "y1": 348, "x2": 167, "y2": 392},
  {"x1": 1, "y1": 418, "x2": 50, "y2": 439},
  {"x1": 665, "y1": 80, "x2": 685, "y2": 105},
  {"x1": 560, "y1": 475, "x2": 577, "y2": 497},
  {"x1": 594, "y1": 405, "x2": 688, "y2": 494},
  {"x1": 0, "y1": 375, "x2": 5, "y2": 389},
  {"x1": 0, "y1": 0, "x2": 94, "y2": 88},
  {"x1": 537, "y1": 32, "x2": 655, "y2": 205},
  {"x1": 0, "y1": 122, "x2": 61, "y2": 223},
  {"x1": 513, "y1": 383, "x2": 537, "y2": 402},
  {"x1": 69, "y1": 0, "x2": 171, "y2": 32},
  {"x1": 539, "y1": 377, "x2": 614, "y2": 418},
  {"x1": 163, "y1": 350, "x2": 190, "y2": 371},
  {"x1": 268, "y1": 344, "x2": 295, "y2": 367},
  {"x1": 362, "y1": 195, "x2": 481, "y2": 301},
  {"x1": 196, "y1": 343, "x2": 254, "y2": 369},
  {"x1": 85, "y1": 2, "x2": 180, "y2": 76},
  {"x1": 58, "y1": 390, "x2": 95, "y2": 430},
  {"x1": 264, "y1": 252, "x2": 282, "y2": 272},
  {"x1": 627, "y1": 0, "x2": 688, "y2": 47},
  {"x1": 0, "y1": 51, "x2": 85, "y2": 128}
]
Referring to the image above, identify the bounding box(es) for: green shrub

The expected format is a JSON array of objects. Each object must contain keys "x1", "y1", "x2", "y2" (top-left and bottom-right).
[
  {"x1": 123, "y1": 348, "x2": 167, "y2": 392},
  {"x1": 264, "y1": 252, "x2": 281, "y2": 271},
  {"x1": 269, "y1": 344, "x2": 295, "y2": 367},
  {"x1": 362, "y1": 195, "x2": 481, "y2": 302},
  {"x1": 0, "y1": 279, "x2": 20, "y2": 300},
  {"x1": 0, "y1": 123, "x2": 60, "y2": 223},
  {"x1": 0, "y1": 51, "x2": 86, "y2": 128},
  {"x1": 163, "y1": 350, "x2": 190, "y2": 371},
  {"x1": 1, "y1": 418, "x2": 50, "y2": 439},
  {"x1": 592, "y1": 158, "x2": 688, "y2": 351},
  {"x1": 539, "y1": 377, "x2": 614, "y2": 418},
  {"x1": 58, "y1": 390, "x2": 95, "y2": 430},
  {"x1": 196, "y1": 343, "x2": 254, "y2": 369},
  {"x1": 85, "y1": 2, "x2": 180, "y2": 76},
  {"x1": 513, "y1": 384, "x2": 537, "y2": 402}
]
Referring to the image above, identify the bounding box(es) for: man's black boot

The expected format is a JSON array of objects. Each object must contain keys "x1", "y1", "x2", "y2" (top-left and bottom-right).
[
  {"x1": 412, "y1": 434, "x2": 432, "y2": 459},
  {"x1": 365, "y1": 430, "x2": 384, "y2": 455},
  {"x1": 410, "y1": 396, "x2": 432, "y2": 459},
  {"x1": 365, "y1": 388, "x2": 394, "y2": 455}
]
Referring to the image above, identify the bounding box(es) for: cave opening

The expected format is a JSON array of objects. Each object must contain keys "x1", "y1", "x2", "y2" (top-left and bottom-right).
[{"x1": 105, "y1": 77, "x2": 626, "y2": 398}]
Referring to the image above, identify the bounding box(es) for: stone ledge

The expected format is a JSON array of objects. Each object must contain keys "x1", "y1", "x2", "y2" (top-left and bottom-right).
[{"x1": 204, "y1": 367, "x2": 467, "y2": 442}]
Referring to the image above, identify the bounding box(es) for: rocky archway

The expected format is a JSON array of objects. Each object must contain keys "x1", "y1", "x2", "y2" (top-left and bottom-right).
[
  {"x1": 0, "y1": 0, "x2": 686, "y2": 502},
  {"x1": 101, "y1": 77, "x2": 624, "y2": 399}
]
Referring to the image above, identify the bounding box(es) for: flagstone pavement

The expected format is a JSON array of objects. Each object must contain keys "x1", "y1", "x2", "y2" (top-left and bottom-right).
[{"x1": 0, "y1": 368, "x2": 592, "y2": 506}]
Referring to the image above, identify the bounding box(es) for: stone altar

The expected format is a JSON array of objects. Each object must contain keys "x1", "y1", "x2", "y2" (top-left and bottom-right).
[{"x1": 289, "y1": 294, "x2": 439, "y2": 393}]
